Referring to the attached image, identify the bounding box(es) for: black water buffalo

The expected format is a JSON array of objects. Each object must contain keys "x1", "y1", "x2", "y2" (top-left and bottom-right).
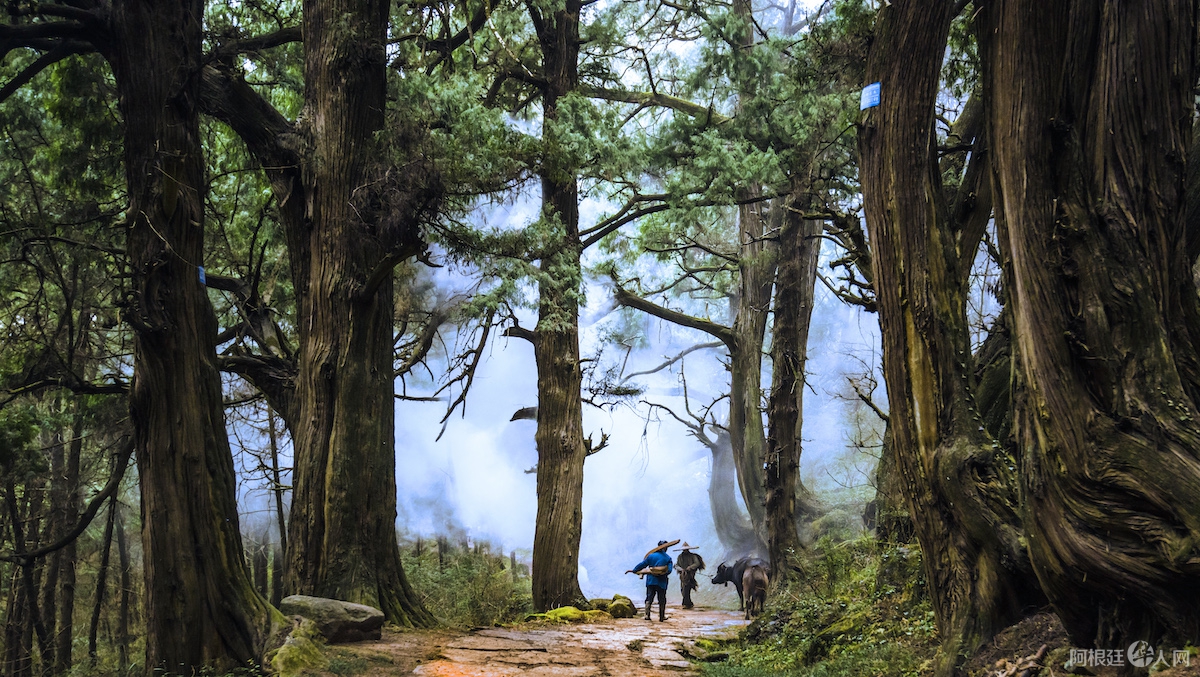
[
  {"x1": 741, "y1": 564, "x2": 768, "y2": 619},
  {"x1": 710, "y1": 557, "x2": 769, "y2": 610}
]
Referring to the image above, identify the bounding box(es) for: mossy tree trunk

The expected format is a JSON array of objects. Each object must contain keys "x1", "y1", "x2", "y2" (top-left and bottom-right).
[
  {"x1": 857, "y1": 1, "x2": 1042, "y2": 669},
  {"x1": 987, "y1": 0, "x2": 1200, "y2": 647},
  {"x1": 111, "y1": 0, "x2": 277, "y2": 670},
  {"x1": 765, "y1": 213, "x2": 822, "y2": 578},
  {"x1": 528, "y1": 0, "x2": 589, "y2": 612},
  {"x1": 284, "y1": 0, "x2": 432, "y2": 627},
  {"x1": 197, "y1": 0, "x2": 434, "y2": 627}
]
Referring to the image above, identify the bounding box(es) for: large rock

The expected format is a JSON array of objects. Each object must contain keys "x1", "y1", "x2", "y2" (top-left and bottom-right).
[
  {"x1": 608, "y1": 596, "x2": 636, "y2": 619},
  {"x1": 279, "y1": 595, "x2": 385, "y2": 643}
]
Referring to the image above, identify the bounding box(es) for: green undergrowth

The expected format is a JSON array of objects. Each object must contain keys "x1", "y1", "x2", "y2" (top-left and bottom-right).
[
  {"x1": 702, "y1": 537, "x2": 937, "y2": 677},
  {"x1": 402, "y1": 538, "x2": 533, "y2": 628}
]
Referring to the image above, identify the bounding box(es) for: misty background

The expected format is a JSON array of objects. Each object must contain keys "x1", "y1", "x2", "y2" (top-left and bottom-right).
[{"x1": 225, "y1": 185, "x2": 887, "y2": 609}]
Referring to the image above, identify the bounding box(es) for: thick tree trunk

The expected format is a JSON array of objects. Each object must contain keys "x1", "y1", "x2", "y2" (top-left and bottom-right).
[
  {"x1": 529, "y1": 0, "x2": 588, "y2": 611},
  {"x1": 988, "y1": 0, "x2": 1200, "y2": 647},
  {"x1": 857, "y1": 1, "x2": 1041, "y2": 669},
  {"x1": 110, "y1": 0, "x2": 278, "y2": 670},
  {"x1": 765, "y1": 214, "x2": 821, "y2": 578},
  {"x1": 284, "y1": 0, "x2": 431, "y2": 627},
  {"x1": 728, "y1": 202, "x2": 778, "y2": 550},
  {"x1": 706, "y1": 430, "x2": 761, "y2": 557}
]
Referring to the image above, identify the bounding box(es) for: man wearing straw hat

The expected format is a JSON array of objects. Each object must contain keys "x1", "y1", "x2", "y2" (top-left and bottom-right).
[
  {"x1": 674, "y1": 542, "x2": 705, "y2": 609},
  {"x1": 626, "y1": 539, "x2": 678, "y2": 621}
]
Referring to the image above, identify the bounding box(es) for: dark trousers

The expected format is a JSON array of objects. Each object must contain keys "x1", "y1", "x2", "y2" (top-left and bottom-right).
[
  {"x1": 644, "y1": 585, "x2": 666, "y2": 619},
  {"x1": 680, "y1": 570, "x2": 697, "y2": 608}
]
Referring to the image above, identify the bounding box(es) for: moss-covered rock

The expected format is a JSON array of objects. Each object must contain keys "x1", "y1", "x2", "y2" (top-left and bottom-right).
[
  {"x1": 588, "y1": 598, "x2": 611, "y2": 612},
  {"x1": 267, "y1": 619, "x2": 329, "y2": 677},
  {"x1": 545, "y1": 606, "x2": 586, "y2": 623},
  {"x1": 608, "y1": 597, "x2": 636, "y2": 618},
  {"x1": 279, "y1": 595, "x2": 384, "y2": 643},
  {"x1": 582, "y1": 610, "x2": 613, "y2": 623}
]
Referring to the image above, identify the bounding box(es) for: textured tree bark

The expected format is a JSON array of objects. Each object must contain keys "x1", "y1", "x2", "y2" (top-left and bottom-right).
[
  {"x1": 284, "y1": 0, "x2": 432, "y2": 627},
  {"x1": 857, "y1": 1, "x2": 1041, "y2": 669},
  {"x1": 765, "y1": 214, "x2": 822, "y2": 578},
  {"x1": 987, "y1": 0, "x2": 1200, "y2": 647},
  {"x1": 528, "y1": 0, "x2": 588, "y2": 612},
  {"x1": 111, "y1": 0, "x2": 278, "y2": 670}
]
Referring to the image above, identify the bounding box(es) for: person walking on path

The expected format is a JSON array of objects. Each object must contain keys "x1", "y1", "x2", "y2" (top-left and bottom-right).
[
  {"x1": 674, "y1": 543, "x2": 706, "y2": 609},
  {"x1": 626, "y1": 539, "x2": 678, "y2": 621}
]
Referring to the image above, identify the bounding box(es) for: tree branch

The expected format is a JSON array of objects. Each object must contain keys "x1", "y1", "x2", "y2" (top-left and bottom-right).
[
  {"x1": 580, "y1": 85, "x2": 730, "y2": 125},
  {"x1": 621, "y1": 341, "x2": 724, "y2": 383},
  {"x1": 613, "y1": 285, "x2": 736, "y2": 350},
  {"x1": 210, "y1": 26, "x2": 302, "y2": 61},
  {"x1": 0, "y1": 438, "x2": 133, "y2": 564},
  {"x1": 0, "y1": 41, "x2": 89, "y2": 105}
]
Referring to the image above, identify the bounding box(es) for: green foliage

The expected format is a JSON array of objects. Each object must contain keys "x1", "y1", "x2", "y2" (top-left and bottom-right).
[
  {"x1": 403, "y1": 539, "x2": 533, "y2": 628},
  {"x1": 704, "y1": 538, "x2": 936, "y2": 677}
]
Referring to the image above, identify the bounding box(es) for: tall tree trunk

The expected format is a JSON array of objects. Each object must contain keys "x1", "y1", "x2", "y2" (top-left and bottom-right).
[
  {"x1": 727, "y1": 0, "x2": 779, "y2": 544},
  {"x1": 706, "y1": 429, "x2": 760, "y2": 557},
  {"x1": 110, "y1": 0, "x2": 278, "y2": 670},
  {"x1": 857, "y1": 1, "x2": 1041, "y2": 669},
  {"x1": 284, "y1": 0, "x2": 431, "y2": 627},
  {"x1": 765, "y1": 213, "x2": 821, "y2": 578},
  {"x1": 529, "y1": 0, "x2": 588, "y2": 611},
  {"x1": 53, "y1": 408, "x2": 83, "y2": 675},
  {"x1": 267, "y1": 408, "x2": 287, "y2": 558},
  {"x1": 86, "y1": 497, "x2": 117, "y2": 667},
  {"x1": 38, "y1": 433, "x2": 62, "y2": 676},
  {"x1": 114, "y1": 509, "x2": 129, "y2": 670},
  {"x1": 987, "y1": 0, "x2": 1200, "y2": 647}
]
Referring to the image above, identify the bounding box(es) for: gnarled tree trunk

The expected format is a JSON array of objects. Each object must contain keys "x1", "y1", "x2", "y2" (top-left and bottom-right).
[
  {"x1": 706, "y1": 429, "x2": 761, "y2": 558},
  {"x1": 987, "y1": 0, "x2": 1200, "y2": 647},
  {"x1": 857, "y1": 1, "x2": 1041, "y2": 669},
  {"x1": 284, "y1": 0, "x2": 432, "y2": 627},
  {"x1": 112, "y1": 0, "x2": 277, "y2": 669}
]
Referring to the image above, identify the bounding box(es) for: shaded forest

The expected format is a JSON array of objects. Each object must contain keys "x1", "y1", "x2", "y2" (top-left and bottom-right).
[{"x1": 0, "y1": 0, "x2": 1198, "y2": 675}]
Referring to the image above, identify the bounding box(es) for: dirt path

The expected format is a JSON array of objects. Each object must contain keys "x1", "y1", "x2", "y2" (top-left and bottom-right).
[{"x1": 337, "y1": 606, "x2": 747, "y2": 676}]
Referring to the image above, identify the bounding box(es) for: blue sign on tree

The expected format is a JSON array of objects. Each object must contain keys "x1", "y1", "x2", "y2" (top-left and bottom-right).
[{"x1": 860, "y1": 82, "x2": 881, "y2": 110}]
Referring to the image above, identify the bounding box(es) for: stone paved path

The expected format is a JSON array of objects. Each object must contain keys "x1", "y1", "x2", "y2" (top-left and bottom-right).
[{"x1": 340, "y1": 606, "x2": 747, "y2": 676}]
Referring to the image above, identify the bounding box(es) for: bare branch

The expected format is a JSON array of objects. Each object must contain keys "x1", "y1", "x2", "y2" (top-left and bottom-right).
[{"x1": 620, "y1": 341, "x2": 723, "y2": 383}]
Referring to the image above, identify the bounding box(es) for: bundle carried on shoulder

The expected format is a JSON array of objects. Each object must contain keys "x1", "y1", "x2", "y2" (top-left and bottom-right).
[{"x1": 636, "y1": 564, "x2": 671, "y2": 577}]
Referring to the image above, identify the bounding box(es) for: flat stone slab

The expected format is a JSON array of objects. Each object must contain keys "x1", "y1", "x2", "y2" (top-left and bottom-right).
[{"x1": 279, "y1": 594, "x2": 384, "y2": 643}]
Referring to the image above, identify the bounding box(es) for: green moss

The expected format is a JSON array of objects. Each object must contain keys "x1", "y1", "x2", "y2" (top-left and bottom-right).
[
  {"x1": 546, "y1": 606, "x2": 586, "y2": 622},
  {"x1": 267, "y1": 619, "x2": 329, "y2": 677}
]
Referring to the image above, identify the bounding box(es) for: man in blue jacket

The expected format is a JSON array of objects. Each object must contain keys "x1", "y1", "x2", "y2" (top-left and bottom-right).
[{"x1": 626, "y1": 539, "x2": 677, "y2": 621}]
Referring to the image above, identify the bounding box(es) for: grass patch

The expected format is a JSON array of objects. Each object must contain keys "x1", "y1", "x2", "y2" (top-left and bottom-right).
[
  {"x1": 325, "y1": 652, "x2": 369, "y2": 676},
  {"x1": 403, "y1": 537, "x2": 533, "y2": 628},
  {"x1": 702, "y1": 537, "x2": 936, "y2": 677}
]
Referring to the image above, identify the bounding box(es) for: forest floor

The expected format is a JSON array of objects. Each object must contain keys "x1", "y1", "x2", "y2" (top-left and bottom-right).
[{"x1": 319, "y1": 606, "x2": 748, "y2": 676}]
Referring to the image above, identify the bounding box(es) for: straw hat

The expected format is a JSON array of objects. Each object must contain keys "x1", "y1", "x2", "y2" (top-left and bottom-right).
[
  {"x1": 673, "y1": 542, "x2": 700, "y2": 551},
  {"x1": 646, "y1": 539, "x2": 680, "y2": 556}
]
